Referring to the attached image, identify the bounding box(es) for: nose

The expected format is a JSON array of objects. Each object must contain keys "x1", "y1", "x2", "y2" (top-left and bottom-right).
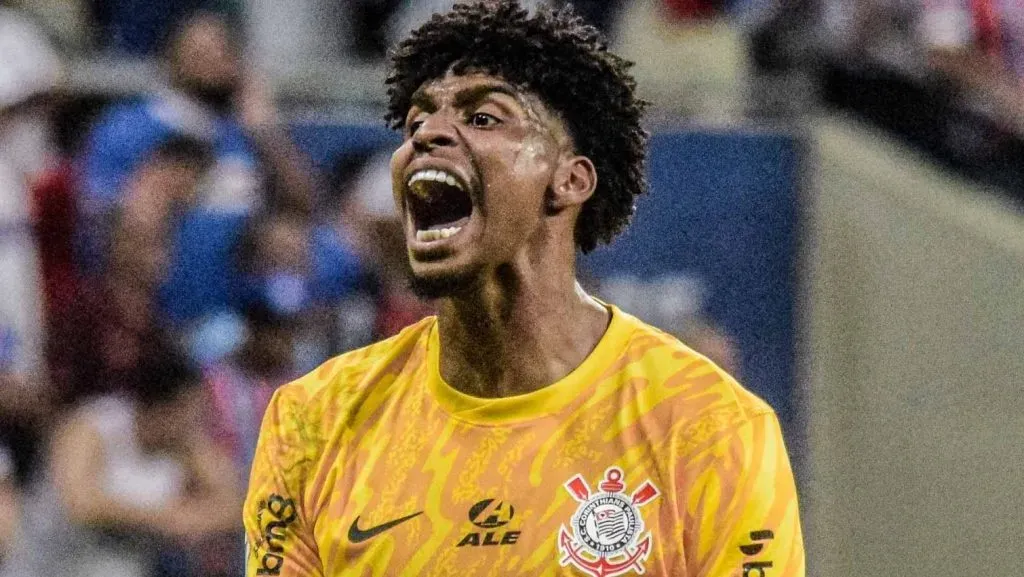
[{"x1": 412, "y1": 114, "x2": 457, "y2": 153}]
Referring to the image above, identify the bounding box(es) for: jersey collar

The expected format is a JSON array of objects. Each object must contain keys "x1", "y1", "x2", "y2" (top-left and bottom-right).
[{"x1": 424, "y1": 304, "x2": 636, "y2": 426}]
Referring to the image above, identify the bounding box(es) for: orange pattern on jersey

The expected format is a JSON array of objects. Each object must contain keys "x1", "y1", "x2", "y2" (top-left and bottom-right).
[{"x1": 244, "y1": 306, "x2": 804, "y2": 576}]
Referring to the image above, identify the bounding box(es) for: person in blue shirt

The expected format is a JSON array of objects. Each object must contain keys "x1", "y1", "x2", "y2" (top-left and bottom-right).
[
  {"x1": 78, "y1": 9, "x2": 323, "y2": 325},
  {"x1": 80, "y1": 10, "x2": 262, "y2": 225}
]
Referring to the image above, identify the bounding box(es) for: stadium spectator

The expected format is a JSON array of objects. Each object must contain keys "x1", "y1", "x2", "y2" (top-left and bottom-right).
[
  {"x1": 5, "y1": 348, "x2": 238, "y2": 577},
  {"x1": 182, "y1": 197, "x2": 363, "y2": 372},
  {"x1": 202, "y1": 212, "x2": 331, "y2": 478},
  {"x1": 77, "y1": 9, "x2": 317, "y2": 273},
  {"x1": 809, "y1": 1, "x2": 956, "y2": 150},
  {"x1": 0, "y1": 6, "x2": 65, "y2": 500},
  {"x1": 244, "y1": 209, "x2": 365, "y2": 360},
  {"x1": 810, "y1": 1, "x2": 1024, "y2": 197},
  {"x1": 922, "y1": 1, "x2": 1024, "y2": 125},
  {"x1": 204, "y1": 303, "x2": 300, "y2": 481},
  {"x1": 918, "y1": 1, "x2": 1024, "y2": 197},
  {"x1": 331, "y1": 151, "x2": 434, "y2": 346},
  {"x1": 0, "y1": 5, "x2": 63, "y2": 380},
  {"x1": 79, "y1": 10, "x2": 252, "y2": 220},
  {"x1": 47, "y1": 137, "x2": 211, "y2": 406},
  {"x1": 920, "y1": 0, "x2": 1024, "y2": 168}
]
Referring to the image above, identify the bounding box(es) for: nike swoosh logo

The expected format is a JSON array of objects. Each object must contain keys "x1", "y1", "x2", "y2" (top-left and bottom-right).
[{"x1": 347, "y1": 511, "x2": 423, "y2": 544}]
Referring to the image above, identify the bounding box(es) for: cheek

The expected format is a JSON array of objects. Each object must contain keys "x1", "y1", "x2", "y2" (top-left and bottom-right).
[
  {"x1": 390, "y1": 144, "x2": 413, "y2": 208},
  {"x1": 477, "y1": 147, "x2": 549, "y2": 233},
  {"x1": 512, "y1": 133, "x2": 554, "y2": 177}
]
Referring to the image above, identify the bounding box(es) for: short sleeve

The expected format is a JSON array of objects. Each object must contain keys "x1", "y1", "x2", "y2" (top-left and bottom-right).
[
  {"x1": 679, "y1": 412, "x2": 805, "y2": 577},
  {"x1": 243, "y1": 388, "x2": 325, "y2": 576}
]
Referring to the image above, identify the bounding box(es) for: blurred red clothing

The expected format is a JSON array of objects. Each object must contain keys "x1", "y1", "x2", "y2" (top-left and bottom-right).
[
  {"x1": 663, "y1": 0, "x2": 721, "y2": 20},
  {"x1": 31, "y1": 161, "x2": 82, "y2": 328},
  {"x1": 46, "y1": 278, "x2": 171, "y2": 406},
  {"x1": 203, "y1": 363, "x2": 279, "y2": 475}
]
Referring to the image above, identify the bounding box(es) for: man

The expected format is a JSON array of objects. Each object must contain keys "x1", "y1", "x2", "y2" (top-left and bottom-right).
[
  {"x1": 244, "y1": 2, "x2": 804, "y2": 575},
  {"x1": 78, "y1": 9, "x2": 316, "y2": 277},
  {"x1": 12, "y1": 347, "x2": 240, "y2": 577},
  {"x1": 922, "y1": 0, "x2": 1024, "y2": 131},
  {"x1": 0, "y1": 4, "x2": 62, "y2": 381},
  {"x1": 0, "y1": 6, "x2": 62, "y2": 499},
  {"x1": 80, "y1": 10, "x2": 260, "y2": 228}
]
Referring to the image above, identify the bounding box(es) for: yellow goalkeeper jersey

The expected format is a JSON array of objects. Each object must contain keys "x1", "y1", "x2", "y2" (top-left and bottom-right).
[{"x1": 244, "y1": 305, "x2": 804, "y2": 577}]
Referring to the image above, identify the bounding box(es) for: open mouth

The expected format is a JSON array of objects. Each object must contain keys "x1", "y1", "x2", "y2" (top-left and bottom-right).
[{"x1": 406, "y1": 169, "x2": 474, "y2": 242}]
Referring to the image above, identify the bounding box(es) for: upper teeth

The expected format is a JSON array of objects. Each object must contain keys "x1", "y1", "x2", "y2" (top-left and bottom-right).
[
  {"x1": 416, "y1": 226, "x2": 462, "y2": 242},
  {"x1": 407, "y1": 169, "x2": 463, "y2": 191}
]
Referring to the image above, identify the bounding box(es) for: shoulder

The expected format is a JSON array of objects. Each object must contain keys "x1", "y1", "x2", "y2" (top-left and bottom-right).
[
  {"x1": 249, "y1": 318, "x2": 435, "y2": 501},
  {"x1": 53, "y1": 395, "x2": 132, "y2": 453},
  {"x1": 86, "y1": 99, "x2": 163, "y2": 142},
  {"x1": 613, "y1": 307, "x2": 775, "y2": 429},
  {"x1": 266, "y1": 316, "x2": 437, "y2": 433},
  {"x1": 75, "y1": 395, "x2": 134, "y2": 431}
]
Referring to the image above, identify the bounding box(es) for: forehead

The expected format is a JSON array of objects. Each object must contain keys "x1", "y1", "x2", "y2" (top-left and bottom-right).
[
  {"x1": 176, "y1": 15, "x2": 230, "y2": 47},
  {"x1": 409, "y1": 71, "x2": 569, "y2": 138},
  {"x1": 410, "y1": 72, "x2": 546, "y2": 114}
]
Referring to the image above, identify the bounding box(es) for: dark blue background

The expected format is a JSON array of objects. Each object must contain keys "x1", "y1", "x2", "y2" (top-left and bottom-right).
[{"x1": 583, "y1": 131, "x2": 801, "y2": 425}]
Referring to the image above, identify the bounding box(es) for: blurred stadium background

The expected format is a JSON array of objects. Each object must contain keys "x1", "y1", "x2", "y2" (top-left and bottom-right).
[{"x1": 0, "y1": 0, "x2": 1022, "y2": 575}]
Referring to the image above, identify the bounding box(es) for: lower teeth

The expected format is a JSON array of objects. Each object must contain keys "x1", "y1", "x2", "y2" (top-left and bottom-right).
[{"x1": 416, "y1": 226, "x2": 462, "y2": 241}]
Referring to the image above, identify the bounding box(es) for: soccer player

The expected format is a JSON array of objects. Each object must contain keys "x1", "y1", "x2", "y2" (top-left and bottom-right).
[{"x1": 243, "y1": 2, "x2": 805, "y2": 575}]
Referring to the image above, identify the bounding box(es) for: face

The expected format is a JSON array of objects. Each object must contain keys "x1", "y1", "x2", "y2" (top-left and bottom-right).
[
  {"x1": 124, "y1": 158, "x2": 203, "y2": 229},
  {"x1": 246, "y1": 322, "x2": 296, "y2": 375},
  {"x1": 259, "y1": 216, "x2": 309, "y2": 274},
  {"x1": 137, "y1": 391, "x2": 202, "y2": 451},
  {"x1": 170, "y1": 14, "x2": 241, "y2": 106},
  {"x1": 390, "y1": 72, "x2": 571, "y2": 298}
]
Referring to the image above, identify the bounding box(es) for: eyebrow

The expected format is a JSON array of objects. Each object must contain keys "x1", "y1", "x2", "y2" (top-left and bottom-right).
[{"x1": 409, "y1": 81, "x2": 522, "y2": 115}]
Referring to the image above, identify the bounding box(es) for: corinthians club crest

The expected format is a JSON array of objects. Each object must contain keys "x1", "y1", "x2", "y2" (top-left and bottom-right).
[{"x1": 558, "y1": 467, "x2": 660, "y2": 577}]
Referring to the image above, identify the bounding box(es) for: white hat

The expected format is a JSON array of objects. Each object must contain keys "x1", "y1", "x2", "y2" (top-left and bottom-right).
[{"x1": 0, "y1": 8, "x2": 63, "y2": 110}]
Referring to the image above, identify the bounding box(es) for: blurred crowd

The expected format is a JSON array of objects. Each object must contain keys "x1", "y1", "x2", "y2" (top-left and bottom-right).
[
  {"x1": 751, "y1": 0, "x2": 1024, "y2": 199},
  {"x1": 0, "y1": 5, "x2": 438, "y2": 575},
  {"x1": 1, "y1": 0, "x2": 1023, "y2": 575}
]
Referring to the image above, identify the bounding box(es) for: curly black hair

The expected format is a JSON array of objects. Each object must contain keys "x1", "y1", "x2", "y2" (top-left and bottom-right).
[{"x1": 385, "y1": 0, "x2": 648, "y2": 253}]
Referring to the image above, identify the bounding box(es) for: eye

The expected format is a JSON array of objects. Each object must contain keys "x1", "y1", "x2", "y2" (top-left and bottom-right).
[
  {"x1": 468, "y1": 112, "x2": 500, "y2": 128},
  {"x1": 408, "y1": 119, "x2": 425, "y2": 135}
]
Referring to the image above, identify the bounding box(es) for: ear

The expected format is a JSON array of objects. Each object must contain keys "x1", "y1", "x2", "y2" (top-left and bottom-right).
[{"x1": 548, "y1": 155, "x2": 597, "y2": 213}]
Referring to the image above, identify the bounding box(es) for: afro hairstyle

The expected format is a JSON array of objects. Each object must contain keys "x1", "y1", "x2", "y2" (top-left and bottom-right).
[{"x1": 385, "y1": 0, "x2": 648, "y2": 253}]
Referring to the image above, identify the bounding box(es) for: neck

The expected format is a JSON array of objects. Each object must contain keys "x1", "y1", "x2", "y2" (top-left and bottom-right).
[{"x1": 435, "y1": 259, "x2": 609, "y2": 399}]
